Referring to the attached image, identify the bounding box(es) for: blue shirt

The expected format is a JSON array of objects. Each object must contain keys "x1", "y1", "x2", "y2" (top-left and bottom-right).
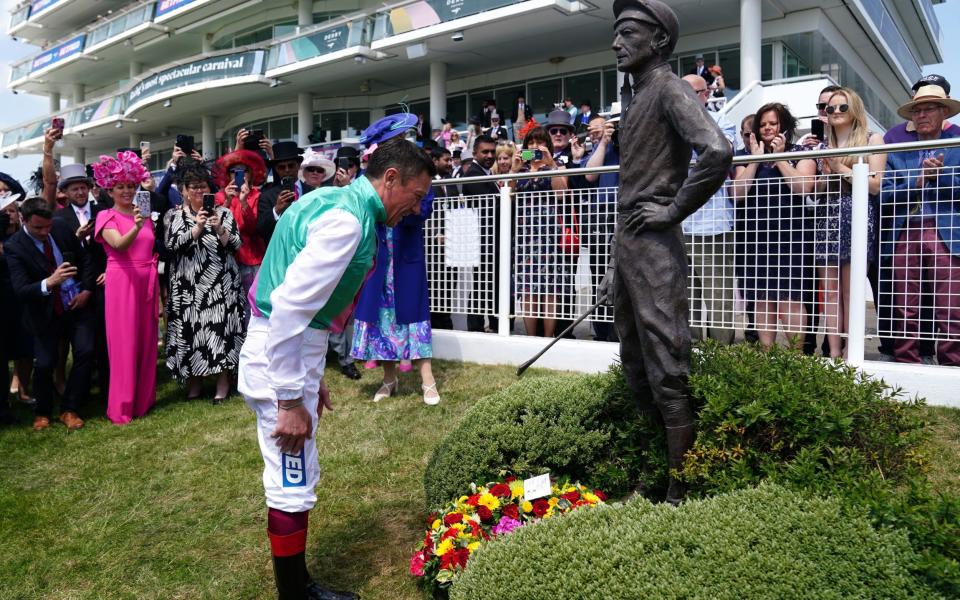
[{"x1": 683, "y1": 111, "x2": 736, "y2": 235}]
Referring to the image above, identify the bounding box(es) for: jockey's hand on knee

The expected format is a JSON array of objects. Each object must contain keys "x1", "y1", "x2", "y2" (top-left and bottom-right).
[{"x1": 272, "y1": 400, "x2": 312, "y2": 454}]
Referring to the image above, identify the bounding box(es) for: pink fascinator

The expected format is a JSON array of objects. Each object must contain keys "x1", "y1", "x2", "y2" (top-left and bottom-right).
[{"x1": 92, "y1": 150, "x2": 150, "y2": 189}]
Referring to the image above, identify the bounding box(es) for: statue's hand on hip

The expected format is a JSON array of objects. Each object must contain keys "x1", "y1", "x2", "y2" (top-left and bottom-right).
[{"x1": 625, "y1": 203, "x2": 675, "y2": 231}]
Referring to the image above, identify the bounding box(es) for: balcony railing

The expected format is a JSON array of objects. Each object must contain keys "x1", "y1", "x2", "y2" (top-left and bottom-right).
[
  {"x1": 86, "y1": 2, "x2": 155, "y2": 49},
  {"x1": 9, "y1": 3, "x2": 30, "y2": 29},
  {"x1": 425, "y1": 137, "x2": 960, "y2": 370},
  {"x1": 267, "y1": 19, "x2": 370, "y2": 70},
  {"x1": 370, "y1": 0, "x2": 521, "y2": 41}
]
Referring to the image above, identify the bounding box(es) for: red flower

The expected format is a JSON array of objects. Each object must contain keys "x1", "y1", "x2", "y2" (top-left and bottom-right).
[
  {"x1": 594, "y1": 489, "x2": 607, "y2": 501},
  {"x1": 465, "y1": 494, "x2": 480, "y2": 506},
  {"x1": 505, "y1": 475, "x2": 517, "y2": 483},
  {"x1": 440, "y1": 548, "x2": 470, "y2": 571},
  {"x1": 441, "y1": 528, "x2": 459, "y2": 540},
  {"x1": 423, "y1": 531, "x2": 433, "y2": 551},
  {"x1": 443, "y1": 512, "x2": 464, "y2": 526},
  {"x1": 562, "y1": 490, "x2": 581, "y2": 503},
  {"x1": 502, "y1": 503, "x2": 520, "y2": 520},
  {"x1": 476, "y1": 505, "x2": 493, "y2": 523},
  {"x1": 532, "y1": 499, "x2": 549, "y2": 517},
  {"x1": 489, "y1": 483, "x2": 511, "y2": 498}
]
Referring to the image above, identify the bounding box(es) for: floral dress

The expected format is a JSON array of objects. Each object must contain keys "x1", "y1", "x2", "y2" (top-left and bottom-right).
[
  {"x1": 814, "y1": 134, "x2": 877, "y2": 264},
  {"x1": 351, "y1": 228, "x2": 432, "y2": 361},
  {"x1": 514, "y1": 166, "x2": 558, "y2": 296},
  {"x1": 164, "y1": 205, "x2": 245, "y2": 381}
]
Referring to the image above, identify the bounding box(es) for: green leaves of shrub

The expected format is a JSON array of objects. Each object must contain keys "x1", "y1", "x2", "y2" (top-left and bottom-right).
[{"x1": 451, "y1": 484, "x2": 937, "y2": 600}]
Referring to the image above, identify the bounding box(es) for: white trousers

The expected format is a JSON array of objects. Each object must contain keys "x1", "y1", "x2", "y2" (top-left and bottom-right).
[{"x1": 239, "y1": 316, "x2": 329, "y2": 512}]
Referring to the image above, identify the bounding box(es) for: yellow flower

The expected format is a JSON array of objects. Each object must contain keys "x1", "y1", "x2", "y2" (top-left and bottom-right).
[
  {"x1": 451, "y1": 522, "x2": 466, "y2": 532},
  {"x1": 562, "y1": 484, "x2": 576, "y2": 494},
  {"x1": 435, "y1": 538, "x2": 454, "y2": 557},
  {"x1": 477, "y1": 493, "x2": 500, "y2": 511},
  {"x1": 522, "y1": 501, "x2": 533, "y2": 513},
  {"x1": 509, "y1": 481, "x2": 524, "y2": 499},
  {"x1": 467, "y1": 542, "x2": 481, "y2": 553},
  {"x1": 548, "y1": 497, "x2": 559, "y2": 507},
  {"x1": 431, "y1": 519, "x2": 441, "y2": 530},
  {"x1": 583, "y1": 492, "x2": 599, "y2": 504}
]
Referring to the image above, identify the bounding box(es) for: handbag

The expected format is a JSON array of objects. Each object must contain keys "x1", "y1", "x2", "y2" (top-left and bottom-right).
[{"x1": 558, "y1": 206, "x2": 581, "y2": 255}]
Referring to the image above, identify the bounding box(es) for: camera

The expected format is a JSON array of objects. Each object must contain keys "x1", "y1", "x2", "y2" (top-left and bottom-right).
[
  {"x1": 243, "y1": 129, "x2": 264, "y2": 151},
  {"x1": 336, "y1": 157, "x2": 352, "y2": 171},
  {"x1": 520, "y1": 149, "x2": 543, "y2": 162},
  {"x1": 176, "y1": 134, "x2": 195, "y2": 155},
  {"x1": 280, "y1": 177, "x2": 295, "y2": 193},
  {"x1": 202, "y1": 193, "x2": 216, "y2": 213},
  {"x1": 451, "y1": 30, "x2": 464, "y2": 42}
]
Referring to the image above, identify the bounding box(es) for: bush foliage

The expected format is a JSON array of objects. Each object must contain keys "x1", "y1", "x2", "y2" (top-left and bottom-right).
[
  {"x1": 451, "y1": 484, "x2": 937, "y2": 600},
  {"x1": 422, "y1": 374, "x2": 665, "y2": 509}
]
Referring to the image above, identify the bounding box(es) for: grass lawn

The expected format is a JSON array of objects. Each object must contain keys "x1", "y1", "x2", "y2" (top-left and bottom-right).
[{"x1": 1, "y1": 360, "x2": 957, "y2": 599}]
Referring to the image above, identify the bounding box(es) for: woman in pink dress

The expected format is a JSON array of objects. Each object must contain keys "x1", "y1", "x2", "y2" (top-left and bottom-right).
[{"x1": 92, "y1": 151, "x2": 159, "y2": 425}]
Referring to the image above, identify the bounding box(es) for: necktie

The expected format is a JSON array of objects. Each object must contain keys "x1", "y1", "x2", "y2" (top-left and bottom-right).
[{"x1": 43, "y1": 238, "x2": 64, "y2": 316}]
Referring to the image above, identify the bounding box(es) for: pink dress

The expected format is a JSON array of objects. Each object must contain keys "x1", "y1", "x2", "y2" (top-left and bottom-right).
[{"x1": 95, "y1": 210, "x2": 159, "y2": 424}]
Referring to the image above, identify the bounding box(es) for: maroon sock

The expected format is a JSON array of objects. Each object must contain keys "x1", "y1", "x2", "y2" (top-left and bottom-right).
[{"x1": 267, "y1": 508, "x2": 309, "y2": 557}]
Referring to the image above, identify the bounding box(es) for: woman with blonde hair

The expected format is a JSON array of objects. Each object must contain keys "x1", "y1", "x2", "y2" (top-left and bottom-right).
[
  {"x1": 491, "y1": 141, "x2": 517, "y2": 189},
  {"x1": 813, "y1": 87, "x2": 885, "y2": 358}
]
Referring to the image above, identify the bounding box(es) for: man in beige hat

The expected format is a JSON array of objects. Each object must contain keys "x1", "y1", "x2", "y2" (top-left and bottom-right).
[{"x1": 881, "y1": 82, "x2": 960, "y2": 365}]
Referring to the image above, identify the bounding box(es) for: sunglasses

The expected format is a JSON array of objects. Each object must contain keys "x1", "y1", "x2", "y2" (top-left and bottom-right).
[
  {"x1": 548, "y1": 128, "x2": 570, "y2": 136},
  {"x1": 303, "y1": 166, "x2": 326, "y2": 173},
  {"x1": 825, "y1": 104, "x2": 849, "y2": 115},
  {"x1": 816, "y1": 103, "x2": 828, "y2": 111}
]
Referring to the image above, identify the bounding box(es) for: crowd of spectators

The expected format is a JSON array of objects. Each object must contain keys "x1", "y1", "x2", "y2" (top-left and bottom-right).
[{"x1": 1, "y1": 72, "x2": 959, "y2": 429}]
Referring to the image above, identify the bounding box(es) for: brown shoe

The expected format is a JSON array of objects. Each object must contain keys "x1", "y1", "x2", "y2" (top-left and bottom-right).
[
  {"x1": 32, "y1": 416, "x2": 50, "y2": 431},
  {"x1": 59, "y1": 411, "x2": 85, "y2": 430}
]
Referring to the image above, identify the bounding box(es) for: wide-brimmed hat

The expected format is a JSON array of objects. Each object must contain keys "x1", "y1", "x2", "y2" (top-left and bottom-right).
[
  {"x1": 0, "y1": 191, "x2": 22, "y2": 211},
  {"x1": 270, "y1": 141, "x2": 304, "y2": 164},
  {"x1": 299, "y1": 149, "x2": 335, "y2": 182},
  {"x1": 214, "y1": 149, "x2": 267, "y2": 188},
  {"x1": 543, "y1": 109, "x2": 575, "y2": 132},
  {"x1": 57, "y1": 163, "x2": 93, "y2": 190},
  {"x1": 360, "y1": 113, "x2": 419, "y2": 146},
  {"x1": 897, "y1": 85, "x2": 960, "y2": 120}
]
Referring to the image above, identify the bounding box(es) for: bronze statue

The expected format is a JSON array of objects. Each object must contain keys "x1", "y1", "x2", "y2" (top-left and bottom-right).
[{"x1": 600, "y1": 0, "x2": 733, "y2": 504}]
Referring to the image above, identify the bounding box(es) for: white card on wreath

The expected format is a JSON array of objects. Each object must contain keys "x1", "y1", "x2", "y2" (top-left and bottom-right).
[{"x1": 523, "y1": 473, "x2": 551, "y2": 500}]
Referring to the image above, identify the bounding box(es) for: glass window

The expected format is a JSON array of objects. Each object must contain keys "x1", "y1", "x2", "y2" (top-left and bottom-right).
[
  {"x1": 564, "y1": 72, "x2": 601, "y2": 116},
  {"x1": 446, "y1": 94, "x2": 467, "y2": 128},
  {"x1": 528, "y1": 78, "x2": 561, "y2": 121},
  {"x1": 761, "y1": 43, "x2": 772, "y2": 81},
  {"x1": 271, "y1": 116, "x2": 292, "y2": 141},
  {"x1": 469, "y1": 90, "x2": 494, "y2": 122},
  {"x1": 717, "y1": 47, "x2": 740, "y2": 91},
  {"x1": 348, "y1": 111, "x2": 370, "y2": 133},
  {"x1": 494, "y1": 85, "x2": 525, "y2": 124},
  {"x1": 602, "y1": 69, "x2": 618, "y2": 112},
  {"x1": 321, "y1": 112, "x2": 348, "y2": 141}
]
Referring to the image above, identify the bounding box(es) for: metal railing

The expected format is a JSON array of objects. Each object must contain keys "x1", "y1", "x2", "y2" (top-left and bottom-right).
[{"x1": 425, "y1": 137, "x2": 960, "y2": 368}]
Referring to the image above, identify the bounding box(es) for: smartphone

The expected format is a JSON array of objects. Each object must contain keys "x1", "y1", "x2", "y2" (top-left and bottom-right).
[
  {"x1": 135, "y1": 190, "x2": 152, "y2": 218},
  {"x1": 280, "y1": 177, "x2": 295, "y2": 193},
  {"x1": 243, "y1": 129, "x2": 264, "y2": 151},
  {"x1": 176, "y1": 134, "x2": 195, "y2": 155},
  {"x1": 336, "y1": 157, "x2": 352, "y2": 171},
  {"x1": 61, "y1": 250, "x2": 75, "y2": 266},
  {"x1": 520, "y1": 149, "x2": 543, "y2": 162},
  {"x1": 140, "y1": 140, "x2": 151, "y2": 153},
  {"x1": 233, "y1": 167, "x2": 246, "y2": 189},
  {"x1": 51, "y1": 117, "x2": 65, "y2": 130},
  {"x1": 811, "y1": 119, "x2": 825, "y2": 140},
  {"x1": 202, "y1": 193, "x2": 215, "y2": 213}
]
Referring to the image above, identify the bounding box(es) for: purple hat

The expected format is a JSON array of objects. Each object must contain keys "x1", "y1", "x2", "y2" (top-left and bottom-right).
[{"x1": 360, "y1": 113, "x2": 419, "y2": 146}]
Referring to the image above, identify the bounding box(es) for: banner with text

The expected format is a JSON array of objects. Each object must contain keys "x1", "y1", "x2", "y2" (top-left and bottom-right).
[
  {"x1": 269, "y1": 22, "x2": 364, "y2": 69},
  {"x1": 29, "y1": 0, "x2": 65, "y2": 18},
  {"x1": 31, "y1": 35, "x2": 85, "y2": 73},
  {"x1": 128, "y1": 50, "x2": 266, "y2": 107},
  {"x1": 155, "y1": 0, "x2": 201, "y2": 19}
]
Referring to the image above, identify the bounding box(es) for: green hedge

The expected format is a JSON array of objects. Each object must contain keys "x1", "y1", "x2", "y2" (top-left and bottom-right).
[
  {"x1": 422, "y1": 373, "x2": 666, "y2": 510},
  {"x1": 450, "y1": 484, "x2": 937, "y2": 600}
]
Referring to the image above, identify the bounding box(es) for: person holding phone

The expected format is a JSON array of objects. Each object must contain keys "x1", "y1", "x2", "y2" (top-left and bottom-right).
[
  {"x1": 214, "y1": 149, "x2": 268, "y2": 326},
  {"x1": 812, "y1": 88, "x2": 885, "y2": 358},
  {"x1": 257, "y1": 141, "x2": 305, "y2": 245},
  {"x1": 510, "y1": 126, "x2": 567, "y2": 338},
  {"x1": 165, "y1": 162, "x2": 244, "y2": 403},
  {"x1": 730, "y1": 103, "x2": 816, "y2": 349},
  {"x1": 4, "y1": 197, "x2": 94, "y2": 431},
  {"x1": 89, "y1": 151, "x2": 159, "y2": 424}
]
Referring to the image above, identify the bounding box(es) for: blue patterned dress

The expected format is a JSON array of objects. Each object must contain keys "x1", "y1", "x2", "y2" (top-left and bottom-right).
[{"x1": 351, "y1": 228, "x2": 433, "y2": 361}]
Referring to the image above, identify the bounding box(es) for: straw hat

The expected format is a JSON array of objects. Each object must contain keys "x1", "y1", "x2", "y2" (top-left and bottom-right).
[{"x1": 896, "y1": 84, "x2": 960, "y2": 120}]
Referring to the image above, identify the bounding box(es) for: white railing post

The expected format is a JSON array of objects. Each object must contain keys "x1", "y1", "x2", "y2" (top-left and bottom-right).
[
  {"x1": 497, "y1": 185, "x2": 512, "y2": 336},
  {"x1": 847, "y1": 159, "x2": 869, "y2": 366}
]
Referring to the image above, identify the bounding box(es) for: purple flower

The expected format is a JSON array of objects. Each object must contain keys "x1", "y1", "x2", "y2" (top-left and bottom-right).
[{"x1": 491, "y1": 516, "x2": 522, "y2": 536}]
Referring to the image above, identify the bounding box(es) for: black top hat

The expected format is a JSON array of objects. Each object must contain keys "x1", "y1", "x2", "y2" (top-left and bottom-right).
[
  {"x1": 544, "y1": 109, "x2": 576, "y2": 132},
  {"x1": 271, "y1": 141, "x2": 304, "y2": 163},
  {"x1": 335, "y1": 146, "x2": 361, "y2": 168}
]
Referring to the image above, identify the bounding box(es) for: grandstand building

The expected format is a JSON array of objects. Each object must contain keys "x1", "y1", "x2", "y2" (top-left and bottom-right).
[{"x1": 0, "y1": 0, "x2": 947, "y2": 167}]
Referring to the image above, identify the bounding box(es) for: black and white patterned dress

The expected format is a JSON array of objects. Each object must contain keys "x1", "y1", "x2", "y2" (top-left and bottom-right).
[{"x1": 164, "y1": 205, "x2": 244, "y2": 381}]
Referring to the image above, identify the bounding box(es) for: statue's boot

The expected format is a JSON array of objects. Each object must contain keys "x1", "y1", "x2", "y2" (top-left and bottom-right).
[{"x1": 664, "y1": 423, "x2": 695, "y2": 506}]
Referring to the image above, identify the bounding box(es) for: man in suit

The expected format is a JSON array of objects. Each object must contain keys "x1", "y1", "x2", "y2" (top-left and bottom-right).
[
  {"x1": 53, "y1": 164, "x2": 109, "y2": 402},
  {"x1": 257, "y1": 142, "x2": 310, "y2": 245},
  {"x1": 460, "y1": 135, "x2": 506, "y2": 333},
  {"x1": 511, "y1": 95, "x2": 533, "y2": 126},
  {"x1": 687, "y1": 54, "x2": 715, "y2": 86},
  {"x1": 5, "y1": 197, "x2": 95, "y2": 431},
  {"x1": 484, "y1": 113, "x2": 510, "y2": 142}
]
